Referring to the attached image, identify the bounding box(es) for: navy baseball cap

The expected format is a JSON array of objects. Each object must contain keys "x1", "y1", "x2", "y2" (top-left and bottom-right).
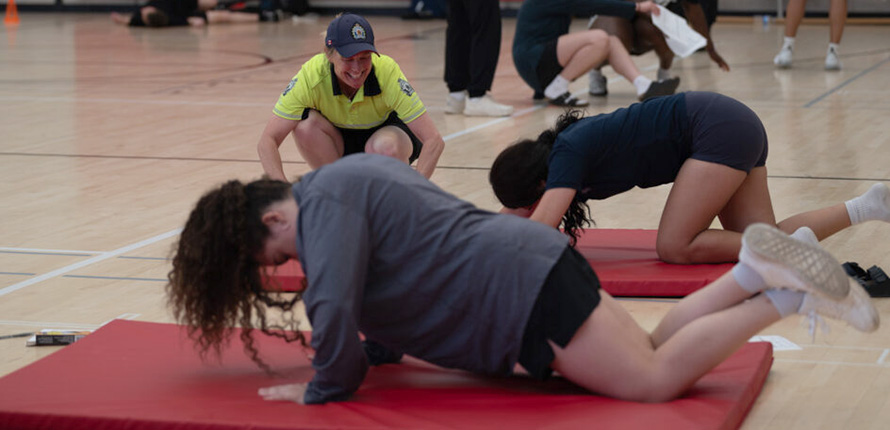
[{"x1": 325, "y1": 13, "x2": 378, "y2": 58}]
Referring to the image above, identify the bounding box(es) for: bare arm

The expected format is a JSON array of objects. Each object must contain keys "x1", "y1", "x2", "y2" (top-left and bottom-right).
[
  {"x1": 406, "y1": 112, "x2": 445, "y2": 179},
  {"x1": 500, "y1": 206, "x2": 535, "y2": 217},
  {"x1": 529, "y1": 188, "x2": 578, "y2": 229},
  {"x1": 682, "y1": 1, "x2": 729, "y2": 71},
  {"x1": 257, "y1": 115, "x2": 299, "y2": 181}
]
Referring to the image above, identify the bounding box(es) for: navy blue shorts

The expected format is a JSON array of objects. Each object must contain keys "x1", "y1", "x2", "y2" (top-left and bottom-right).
[
  {"x1": 518, "y1": 246, "x2": 602, "y2": 380},
  {"x1": 684, "y1": 92, "x2": 768, "y2": 173}
]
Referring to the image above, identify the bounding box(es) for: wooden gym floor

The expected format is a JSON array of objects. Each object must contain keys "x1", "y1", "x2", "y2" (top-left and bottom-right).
[{"x1": 1, "y1": 11, "x2": 889, "y2": 429}]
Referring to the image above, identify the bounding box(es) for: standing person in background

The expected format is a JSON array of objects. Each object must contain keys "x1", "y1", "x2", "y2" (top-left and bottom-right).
[
  {"x1": 512, "y1": 0, "x2": 680, "y2": 107},
  {"x1": 256, "y1": 13, "x2": 445, "y2": 180},
  {"x1": 443, "y1": 0, "x2": 514, "y2": 117},
  {"x1": 587, "y1": 0, "x2": 729, "y2": 97},
  {"x1": 774, "y1": 0, "x2": 847, "y2": 70}
]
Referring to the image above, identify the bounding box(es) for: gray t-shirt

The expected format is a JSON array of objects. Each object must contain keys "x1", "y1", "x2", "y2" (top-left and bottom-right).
[{"x1": 292, "y1": 154, "x2": 569, "y2": 404}]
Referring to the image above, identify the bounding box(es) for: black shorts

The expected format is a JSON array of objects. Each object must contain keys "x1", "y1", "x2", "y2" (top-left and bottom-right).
[
  {"x1": 685, "y1": 92, "x2": 768, "y2": 172},
  {"x1": 518, "y1": 246, "x2": 602, "y2": 380},
  {"x1": 535, "y1": 39, "x2": 563, "y2": 90},
  {"x1": 338, "y1": 111, "x2": 423, "y2": 163}
]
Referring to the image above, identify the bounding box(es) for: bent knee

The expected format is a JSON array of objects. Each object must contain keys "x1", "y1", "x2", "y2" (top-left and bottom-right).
[
  {"x1": 655, "y1": 241, "x2": 701, "y2": 265},
  {"x1": 585, "y1": 29, "x2": 610, "y2": 47}
]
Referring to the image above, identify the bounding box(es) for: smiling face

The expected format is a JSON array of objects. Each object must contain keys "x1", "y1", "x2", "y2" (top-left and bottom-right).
[{"x1": 328, "y1": 50, "x2": 374, "y2": 96}]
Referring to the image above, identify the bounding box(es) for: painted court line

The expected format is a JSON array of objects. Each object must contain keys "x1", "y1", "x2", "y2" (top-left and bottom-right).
[
  {"x1": 0, "y1": 229, "x2": 182, "y2": 298},
  {"x1": 804, "y1": 57, "x2": 890, "y2": 108},
  {"x1": 0, "y1": 247, "x2": 100, "y2": 255}
]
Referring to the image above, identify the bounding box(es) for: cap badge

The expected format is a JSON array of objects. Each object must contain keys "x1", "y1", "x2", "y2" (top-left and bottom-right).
[{"x1": 351, "y1": 23, "x2": 366, "y2": 41}]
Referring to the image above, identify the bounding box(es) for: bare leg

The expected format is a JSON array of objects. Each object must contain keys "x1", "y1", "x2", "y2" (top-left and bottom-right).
[
  {"x1": 650, "y1": 270, "x2": 754, "y2": 347},
  {"x1": 656, "y1": 159, "x2": 758, "y2": 264},
  {"x1": 364, "y1": 126, "x2": 413, "y2": 164},
  {"x1": 783, "y1": 0, "x2": 807, "y2": 38},
  {"x1": 550, "y1": 290, "x2": 780, "y2": 402},
  {"x1": 292, "y1": 110, "x2": 344, "y2": 169},
  {"x1": 828, "y1": 0, "x2": 847, "y2": 43},
  {"x1": 555, "y1": 30, "x2": 616, "y2": 81}
]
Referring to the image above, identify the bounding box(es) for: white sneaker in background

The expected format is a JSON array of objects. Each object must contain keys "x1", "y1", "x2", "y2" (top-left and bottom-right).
[
  {"x1": 463, "y1": 94, "x2": 514, "y2": 117},
  {"x1": 774, "y1": 46, "x2": 793, "y2": 68},
  {"x1": 825, "y1": 46, "x2": 842, "y2": 70},
  {"x1": 445, "y1": 92, "x2": 466, "y2": 115}
]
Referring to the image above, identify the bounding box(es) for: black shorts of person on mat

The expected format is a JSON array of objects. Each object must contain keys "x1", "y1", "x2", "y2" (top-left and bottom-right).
[{"x1": 519, "y1": 246, "x2": 603, "y2": 380}]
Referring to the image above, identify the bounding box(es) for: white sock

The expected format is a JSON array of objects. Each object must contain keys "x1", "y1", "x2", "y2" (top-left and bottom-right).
[
  {"x1": 449, "y1": 91, "x2": 466, "y2": 101},
  {"x1": 633, "y1": 76, "x2": 652, "y2": 96},
  {"x1": 845, "y1": 183, "x2": 890, "y2": 225},
  {"x1": 589, "y1": 69, "x2": 604, "y2": 80},
  {"x1": 732, "y1": 262, "x2": 767, "y2": 294},
  {"x1": 828, "y1": 42, "x2": 840, "y2": 52},
  {"x1": 790, "y1": 226, "x2": 819, "y2": 245},
  {"x1": 657, "y1": 68, "x2": 672, "y2": 80},
  {"x1": 544, "y1": 75, "x2": 570, "y2": 100},
  {"x1": 764, "y1": 289, "x2": 805, "y2": 318},
  {"x1": 782, "y1": 36, "x2": 795, "y2": 50}
]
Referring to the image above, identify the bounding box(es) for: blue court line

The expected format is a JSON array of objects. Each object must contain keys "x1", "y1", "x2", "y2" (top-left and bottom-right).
[
  {"x1": 804, "y1": 57, "x2": 890, "y2": 108},
  {"x1": 62, "y1": 274, "x2": 167, "y2": 283},
  {"x1": 1, "y1": 272, "x2": 36, "y2": 276}
]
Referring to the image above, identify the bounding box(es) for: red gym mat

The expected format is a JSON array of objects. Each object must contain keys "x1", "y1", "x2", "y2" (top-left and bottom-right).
[
  {"x1": 0, "y1": 320, "x2": 772, "y2": 430},
  {"x1": 262, "y1": 229, "x2": 735, "y2": 297}
]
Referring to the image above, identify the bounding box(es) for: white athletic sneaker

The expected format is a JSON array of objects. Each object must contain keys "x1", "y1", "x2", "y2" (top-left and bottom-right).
[
  {"x1": 445, "y1": 93, "x2": 466, "y2": 115},
  {"x1": 739, "y1": 223, "x2": 850, "y2": 300},
  {"x1": 825, "y1": 46, "x2": 842, "y2": 70},
  {"x1": 774, "y1": 46, "x2": 793, "y2": 69},
  {"x1": 463, "y1": 94, "x2": 514, "y2": 117},
  {"x1": 799, "y1": 278, "x2": 880, "y2": 332},
  {"x1": 588, "y1": 70, "x2": 607, "y2": 96}
]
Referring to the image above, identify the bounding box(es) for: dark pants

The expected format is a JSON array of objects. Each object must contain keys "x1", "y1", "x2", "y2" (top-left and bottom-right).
[{"x1": 444, "y1": 0, "x2": 502, "y2": 98}]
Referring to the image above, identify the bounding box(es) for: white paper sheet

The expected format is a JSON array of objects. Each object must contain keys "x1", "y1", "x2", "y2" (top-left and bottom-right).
[{"x1": 650, "y1": 5, "x2": 707, "y2": 58}]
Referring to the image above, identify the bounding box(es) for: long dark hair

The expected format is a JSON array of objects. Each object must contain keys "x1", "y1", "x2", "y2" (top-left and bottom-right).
[
  {"x1": 490, "y1": 110, "x2": 594, "y2": 245},
  {"x1": 167, "y1": 178, "x2": 308, "y2": 372}
]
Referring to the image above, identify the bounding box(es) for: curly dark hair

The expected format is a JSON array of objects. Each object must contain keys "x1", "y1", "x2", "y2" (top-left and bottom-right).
[
  {"x1": 167, "y1": 178, "x2": 308, "y2": 373},
  {"x1": 489, "y1": 109, "x2": 594, "y2": 246}
]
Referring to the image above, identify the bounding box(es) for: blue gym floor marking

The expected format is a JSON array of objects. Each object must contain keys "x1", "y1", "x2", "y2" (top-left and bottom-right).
[{"x1": 804, "y1": 57, "x2": 890, "y2": 108}]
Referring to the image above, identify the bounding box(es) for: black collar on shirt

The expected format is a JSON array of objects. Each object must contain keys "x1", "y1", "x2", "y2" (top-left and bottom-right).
[{"x1": 330, "y1": 63, "x2": 381, "y2": 97}]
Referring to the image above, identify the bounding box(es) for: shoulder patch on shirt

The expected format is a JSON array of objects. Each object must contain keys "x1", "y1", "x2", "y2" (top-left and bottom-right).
[
  {"x1": 282, "y1": 78, "x2": 297, "y2": 96},
  {"x1": 397, "y1": 78, "x2": 415, "y2": 97}
]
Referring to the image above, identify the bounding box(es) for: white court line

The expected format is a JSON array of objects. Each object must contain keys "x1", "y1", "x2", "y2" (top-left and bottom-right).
[
  {"x1": 0, "y1": 95, "x2": 269, "y2": 107},
  {"x1": 0, "y1": 320, "x2": 99, "y2": 330},
  {"x1": 0, "y1": 229, "x2": 182, "y2": 298},
  {"x1": 878, "y1": 349, "x2": 890, "y2": 365},
  {"x1": 0, "y1": 314, "x2": 141, "y2": 331},
  {"x1": 0, "y1": 247, "x2": 102, "y2": 255}
]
